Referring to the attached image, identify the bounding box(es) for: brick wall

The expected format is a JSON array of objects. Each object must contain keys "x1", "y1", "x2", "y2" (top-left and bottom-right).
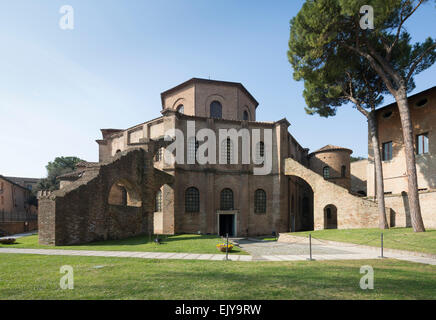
[
  {"x1": 0, "y1": 220, "x2": 37, "y2": 235},
  {"x1": 383, "y1": 190, "x2": 436, "y2": 229},
  {"x1": 38, "y1": 146, "x2": 174, "y2": 246},
  {"x1": 286, "y1": 158, "x2": 380, "y2": 230}
]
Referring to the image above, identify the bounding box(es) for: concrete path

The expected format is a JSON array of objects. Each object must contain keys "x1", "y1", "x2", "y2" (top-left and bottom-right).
[
  {"x1": 0, "y1": 247, "x2": 253, "y2": 261},
  {"x1": 0, "y1": 243, "x2": 434, "y2": 264},
  {"x1": 0, "y1": 234, "x2": 434, "y2": 265},
  {"x1": 236, "y1": 239, "x2": 436, "y2": 265}
]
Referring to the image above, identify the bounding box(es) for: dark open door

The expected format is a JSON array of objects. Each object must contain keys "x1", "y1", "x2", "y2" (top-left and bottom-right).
[{"x1": 219, "y1": 214, "x2": 234, "y2": 237}]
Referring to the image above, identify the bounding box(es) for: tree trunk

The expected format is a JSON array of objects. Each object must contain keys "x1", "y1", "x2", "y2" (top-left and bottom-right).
[
  {"x1": 395, "y1": 87, "x2": 426, "y2": 232},
  {"x1": 368, "y1": 112, "x2": 389, "y2": 229}
]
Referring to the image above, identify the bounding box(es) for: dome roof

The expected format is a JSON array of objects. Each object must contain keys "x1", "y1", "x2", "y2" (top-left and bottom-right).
[{"x1": 310, "y1": 144, "x2": 352, "y2": 155}]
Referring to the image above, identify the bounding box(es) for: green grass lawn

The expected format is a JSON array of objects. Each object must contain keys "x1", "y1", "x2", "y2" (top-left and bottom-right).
[
  {"x1": 257, "y1": 237, "x2": 278, "y2": 242},
  {"x1": 0, "y1": 234, "x2": 246, "y2": 255},
  {"x1": 0, "y1": 254, "x2": 434, "y2": 299},
  {"x1": 290, "y1": 228, "x2": 436, "y2": 255}
]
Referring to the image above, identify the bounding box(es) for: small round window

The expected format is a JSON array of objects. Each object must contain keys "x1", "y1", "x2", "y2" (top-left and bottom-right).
[
  {"x1": 382, "y1": 111, "x2": 393, "y2": 119},
  {"x1": 415, "y1": 98, "x2": 428, "y2": 108}
]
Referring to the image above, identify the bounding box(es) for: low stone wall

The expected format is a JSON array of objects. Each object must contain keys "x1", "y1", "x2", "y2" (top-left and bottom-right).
[
  {"x1": 384, "y1": 190, "x2": 436, "y2": 229},
  {"x1": 0, "y1": 220, "x2": 37, "y2": 236}
]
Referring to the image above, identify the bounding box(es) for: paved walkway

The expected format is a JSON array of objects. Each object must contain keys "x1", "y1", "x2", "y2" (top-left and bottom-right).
[
  {"x1": 1, "y1": 232, "x2": 434, "y2": 265},
  {"x1": 0, "y1": 247, "x2": 252, "y2": 261},
  {"x1": 0, "y1": 240, "x2": 434, "y2": 264},
  {"x1": 236, "y1": 239, "x2": 436, "y2": 265}
]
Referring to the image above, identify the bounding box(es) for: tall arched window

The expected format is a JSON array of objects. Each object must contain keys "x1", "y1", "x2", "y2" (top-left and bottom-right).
[
  {"x1": 254, "y1": 189, "x2": 266, "y2": 214},
  {"x1": 187, "y1": 137, "x2": 199, "y2": 163},
  {"x1": 177, "y1": 104, "x2": 184, "y2": 114},
  {"x1": 341, "y1": 165, "x2": 346, "y2": 178},
  {"x1": 243, "y1": 110, "x2": 249, "y2": 121},
  {"x1": 155, "y1": 190, "x2": 162, "y2": 212},
  {"x1": 255, "y1": 141, "x2": 264, "y2": 163},
  {"x1": 185, "y1": 187, "x2": 200, "y2": 213},
  {"x1": 323, "y1": 166, "x2": 330, "y2": 179},
  {"x1": 210, "y1": 101, "x2": 222, "y2": 119},
  {"x1": 155, "y1": 148, "x2": 163, "y2": 162},
  {"x1": 220, "y1": 188, "x2": 234, "y2": 210},
  {"x1": 221, "y1": 138, "x2": 234, "y2": 164}
]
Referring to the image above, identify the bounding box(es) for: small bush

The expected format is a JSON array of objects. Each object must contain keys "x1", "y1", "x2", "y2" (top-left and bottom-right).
[
  {"x1": 216, "y1": 243, "x2": 233, "y2": 252},
  {"x1": 0, "y1": 238, "x2": 16, "y2": 245}
]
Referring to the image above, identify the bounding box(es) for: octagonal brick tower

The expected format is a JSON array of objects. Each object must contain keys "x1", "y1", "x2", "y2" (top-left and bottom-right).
[
  {"x1": 160, "y1": 78, "x2": 259, "y2": 121},
  {"x1": 308, "y1": 145, "x2": 352, "y2": 191}
]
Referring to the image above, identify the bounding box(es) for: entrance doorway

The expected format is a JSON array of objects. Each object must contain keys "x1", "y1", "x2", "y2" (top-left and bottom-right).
[
  {"x1": 219, "y1": 214, "x2": 235, "y2": 237},
  {"x1": 324, "y1": 204, "x2": 338, "y2": 229},
  {"x1": 288, "y1": 176, "x2": 314, "y2": 231}
]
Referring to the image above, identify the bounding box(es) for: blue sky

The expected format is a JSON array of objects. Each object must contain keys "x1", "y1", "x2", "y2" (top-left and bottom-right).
[{"x1": 1, "y1": 0, "x2": 435, "y2": 178}]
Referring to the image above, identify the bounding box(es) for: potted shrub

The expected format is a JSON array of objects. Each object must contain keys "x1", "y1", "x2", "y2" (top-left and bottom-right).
[{"x1": 216, "y1": 243, "x2": 233, "y2": 253}]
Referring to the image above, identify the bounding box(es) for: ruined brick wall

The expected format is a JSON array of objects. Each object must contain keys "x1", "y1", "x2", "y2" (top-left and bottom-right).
[{"x1": 38, "y1": 147, "x2": 173, "y2": 245}]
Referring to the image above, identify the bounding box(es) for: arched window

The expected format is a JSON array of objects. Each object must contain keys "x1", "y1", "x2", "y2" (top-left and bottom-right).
[
  {"x1": 115, "y1": 149, "x2": 121, "y2": 154},
  {"x1": 155, "y1": 190, "x2": 162, "y2": 212},
  {"x1": 341, "y1": 165, "x2": 346, "y2": 178},
  {"x1": 210, "y1": 101, "x2": 222, "y2": 119},
  {"x1": 185, "y1": 187, "x2": 200, "y2": 213},
  {"x1": 254, "y1": 189, "x2": 266, "y2": 214},
  {"x1": 255, "y1": 141, "x2": 264, "y2": 163},
  {"x1": 187, "y1": 137, "x2": 199, "y2": 163},
  {"x1": 323, "y1": 166, "x2": 330, "y2": 179},
  {"x1": 177, "y1": 104, "x2": 184, "y2": 114},
  {"x1": 220, "y1": 188, "x2": 234, "y2": 210},
  {"x1": 221, "y1": 138, "x2": 234, "y2": 164},
  {"x1": 155, "y1": 147, "x2": 163, "y2": 162},
  {"x1": 108, "y1": 179, "x2": 142, "y2": 207},
  {"x1": 243, "y1": 110, "x2": 249, "y2": 121}
]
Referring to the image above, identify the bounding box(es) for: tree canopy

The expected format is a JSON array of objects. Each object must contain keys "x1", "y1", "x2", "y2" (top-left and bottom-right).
[
  {"x1": 36, "y1": 156, "x2": 83, "y2": 191},
  {"x1": 288, "y1": 0, "x2": 436, "y2": 97}
]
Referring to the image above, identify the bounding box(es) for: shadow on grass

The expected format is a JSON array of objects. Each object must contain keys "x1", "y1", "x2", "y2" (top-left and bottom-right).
[
  {"x1": 0, "y1": 233, "x2": 247, "y2": 254},
  {"x1": 76, "y1": 234, "x2": 222, "y2": 247}
]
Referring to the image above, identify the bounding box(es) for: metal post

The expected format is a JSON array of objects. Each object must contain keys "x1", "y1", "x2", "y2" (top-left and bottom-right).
[
  {"x1": 307, "y1": 234, "x2": 314, "y2": 261},
  {"x1": 379, "y1": 232, "x2": 384, "y2": 258},
  {"x1": 226, "y1": 233, "x2": 229, "y2": 261}
]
